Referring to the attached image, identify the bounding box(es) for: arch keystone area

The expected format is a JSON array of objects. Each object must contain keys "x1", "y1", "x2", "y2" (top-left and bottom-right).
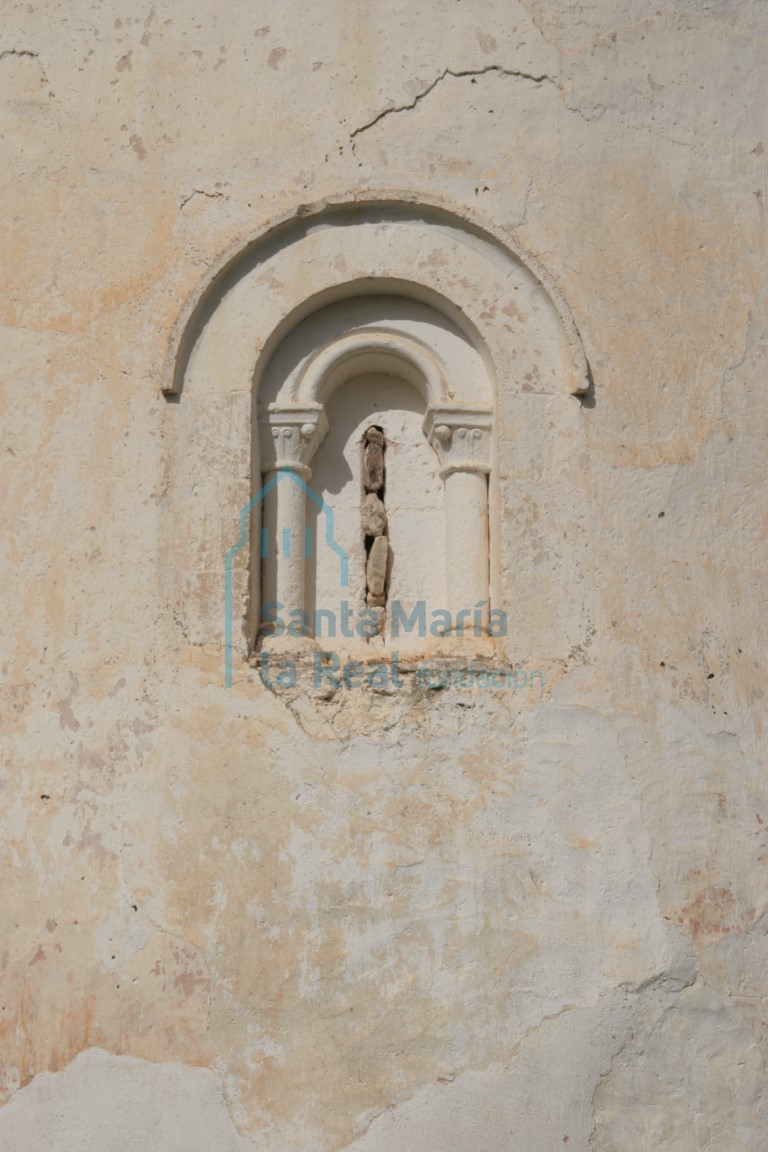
[{"x1": 164, "y1": 194, "x2": 590, "y2": 403}]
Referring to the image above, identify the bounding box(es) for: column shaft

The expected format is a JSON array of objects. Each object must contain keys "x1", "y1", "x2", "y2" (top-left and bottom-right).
[
  {"x1": 261, "y1": 468, "x2": 308, "y2": 625},
  {"x1": 443, "y1": 468, "x2": 489, "y2": 624}
]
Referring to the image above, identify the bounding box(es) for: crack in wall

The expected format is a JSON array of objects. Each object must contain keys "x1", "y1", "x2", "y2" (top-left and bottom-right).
[
  {"x1": 344, "y1": 1000, "x2": 583, "y2": 1150},
  {"x1": 0, "y1": 47, "x2": 48, "y2": 83},
  {"x1": 349, "y1": 65, "x2": 559, "y2": 143},
  {"x1": 0, "y1": 48, "x2": 40, "y2": 62},
  {"x1": 587, "y1": 966, "x2": 700, "y2": 1149},
  {"x1": 179, "y1": 188, "x2": 226, "y2": 211}
]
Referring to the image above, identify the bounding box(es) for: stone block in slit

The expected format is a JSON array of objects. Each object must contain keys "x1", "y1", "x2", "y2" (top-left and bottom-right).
[
  {"x1": 363, "y1": 441, "x2": 385, "y2": 492},
  {"x1": 366, "y1": 536, "x2": 388, "y2": 597}
]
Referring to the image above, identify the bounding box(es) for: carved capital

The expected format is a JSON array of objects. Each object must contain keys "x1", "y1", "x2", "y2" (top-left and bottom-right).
[
  {"x1": 260, "y1": 404, "x2": 329, "y2": 476},
  {"x1": 423, "y1": 407, "x2": 493, "y2": 477}
]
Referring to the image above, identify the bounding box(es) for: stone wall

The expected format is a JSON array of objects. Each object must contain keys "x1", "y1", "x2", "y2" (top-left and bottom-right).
[{"x1": 1, "y1": 2, "x2": 766, "y2": 1149}]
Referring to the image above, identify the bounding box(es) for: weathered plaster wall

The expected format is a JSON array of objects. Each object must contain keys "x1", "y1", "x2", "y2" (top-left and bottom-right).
[{"x1": 1, "y1": 1, "x2": 766, "y2": 1149}]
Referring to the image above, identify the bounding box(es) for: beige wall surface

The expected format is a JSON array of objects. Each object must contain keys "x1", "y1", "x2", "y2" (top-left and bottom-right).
[{"x1": 1, "y1": 2, "x2": 766, "y2": 1149}]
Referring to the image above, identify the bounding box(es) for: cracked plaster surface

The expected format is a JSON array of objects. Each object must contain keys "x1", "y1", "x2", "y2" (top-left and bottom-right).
[
  {"x1": 0, "y1": 0, "x2": 766, "y2": 1148},
  {"x1": 349, "y1": 65, "x2": 559, "y2": 142}
]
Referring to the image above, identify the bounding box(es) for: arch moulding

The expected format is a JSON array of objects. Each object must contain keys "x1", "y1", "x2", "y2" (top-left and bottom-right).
[
  {"x1": 162, "y1": 194, "x2": 593, "y2": 677},
  {"x1": 164, "y1": 191, "x2": 589, "y2": 402}
]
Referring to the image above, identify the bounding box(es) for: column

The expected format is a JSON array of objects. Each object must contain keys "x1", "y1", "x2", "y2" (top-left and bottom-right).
[
  {"x1": 424, "y1": 407, "x2": 492, "y2": 632},
  {"x1": 259, "y1": 405, "x2": 328, "y2": 631}
]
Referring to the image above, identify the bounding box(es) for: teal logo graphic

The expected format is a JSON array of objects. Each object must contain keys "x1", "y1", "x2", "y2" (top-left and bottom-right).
[
  {"x1": 223, "y1": 474, "x2": 541, "y2": 695},
  {"x1": 224, "y1": 471, "x2": 348, "y2": 687}
]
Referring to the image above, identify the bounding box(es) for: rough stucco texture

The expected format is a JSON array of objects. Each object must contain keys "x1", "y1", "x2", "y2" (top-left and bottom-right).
[{"x1": 1, "y1": 1, "x2": 767, "y2": 1149}]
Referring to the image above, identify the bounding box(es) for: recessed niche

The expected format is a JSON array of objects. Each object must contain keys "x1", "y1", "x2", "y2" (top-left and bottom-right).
[
  {"x1": 161, "y1": 198, "x2": 592, "y2": 686},
  {"x1": 254, "y1": 295, "x2": 494, "y2": 656}
]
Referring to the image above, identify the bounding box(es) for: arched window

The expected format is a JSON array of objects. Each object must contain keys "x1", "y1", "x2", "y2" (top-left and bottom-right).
[
  {"x1": 255, "y1": 296, "x2": 494, "y2": 653},
  {"x1": 162, "y1": 199, "x2": 591, "y2": 687}
]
